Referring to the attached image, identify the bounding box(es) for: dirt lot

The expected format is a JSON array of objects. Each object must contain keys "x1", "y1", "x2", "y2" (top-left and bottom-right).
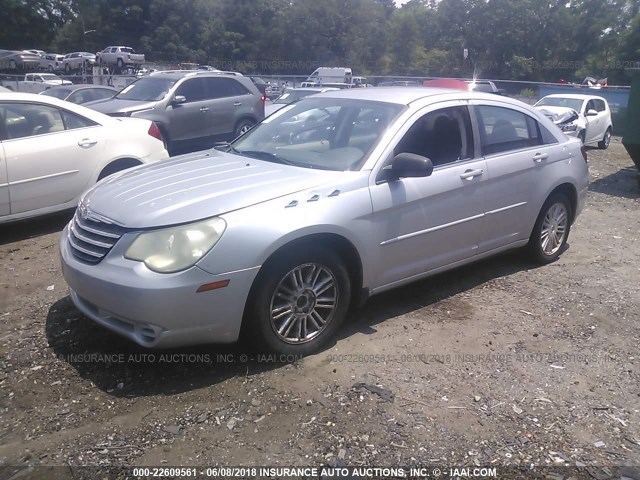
[{"x1": 0, "y1": 140, "x2": 639, "y2": 478}]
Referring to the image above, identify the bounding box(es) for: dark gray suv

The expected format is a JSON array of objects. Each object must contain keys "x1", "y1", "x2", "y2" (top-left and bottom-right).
[{"x1": 86, "y1": 71, "x2": 265, "y2": 155}]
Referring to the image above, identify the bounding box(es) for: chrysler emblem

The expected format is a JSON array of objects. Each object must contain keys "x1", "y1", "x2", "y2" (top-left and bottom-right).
[{"x1": 79, "y1": 202, "x2": 89, "y2": 220}]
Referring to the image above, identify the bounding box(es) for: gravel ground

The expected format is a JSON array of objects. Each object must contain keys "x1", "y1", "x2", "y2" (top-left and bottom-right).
[{"x1": 0, "y1": 139, "x2": 639, "y2": 479}]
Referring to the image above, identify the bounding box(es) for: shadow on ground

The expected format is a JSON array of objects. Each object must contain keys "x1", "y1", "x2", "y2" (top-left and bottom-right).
[
  {"x1": 47, "y1": 249, "x2": 545, "y2": 399},
  {"x1": 45, "y1": 296, "x2": 282, "y2": 399},
  {"x1": 589, "y1": 166, "x2": 640, "y2": 199},
  {"x1": 341, "y1": 249, "x2": 547, "y2": 339}
]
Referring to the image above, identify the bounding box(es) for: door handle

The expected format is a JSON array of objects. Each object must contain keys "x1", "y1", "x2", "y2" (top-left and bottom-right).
[
  {"x1": 460, "y1": 169, "x2": 483, "y2": 180},
  {"x1": 532, "y1": 152, "x2": 549, "y2": 163},
  {"x1": 78, "y1": 139, "x2": 97, "y2": 148},
  {"x1": 200, "y1": 106, "x2": 209, "y2": 112},
  {"x1": 233, "y1": 102, "x2": 242, "y2": 106}
]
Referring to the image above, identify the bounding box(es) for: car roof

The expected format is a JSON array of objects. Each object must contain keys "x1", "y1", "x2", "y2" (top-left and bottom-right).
[
  {"x1": 315, "y1": 86, "x2": 516, "y2": 106},
  {"x1": 150, "y1": 70, "x2": 243, "y2": 80},
  {"x1": 542, "y1": 93, "x2": 606, "y2": 101},
  {"x1": 0, "y1": 92, "x2": 116, "y2": 123}
]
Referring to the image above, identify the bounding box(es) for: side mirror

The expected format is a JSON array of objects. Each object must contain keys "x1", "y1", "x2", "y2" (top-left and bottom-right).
[
  {"x1": 172, "y1": 95, "x2": 186, "y2": 105},
  {"x1": 586, "y1": 109, "x2": 598, "y2": 116},
  {"x1": 386, "y1": 152, "x2": 434, "y2": 180}
]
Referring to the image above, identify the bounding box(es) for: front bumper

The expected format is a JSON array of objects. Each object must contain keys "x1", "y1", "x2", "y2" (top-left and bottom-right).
[{"x1": 60, "y1": 224, "x2": 260, "y2": 348}]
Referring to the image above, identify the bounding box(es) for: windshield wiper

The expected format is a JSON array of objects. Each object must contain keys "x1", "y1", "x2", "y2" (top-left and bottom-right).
[{"x1": 235, "y1": 150, "x2": 298, "y2": 166}]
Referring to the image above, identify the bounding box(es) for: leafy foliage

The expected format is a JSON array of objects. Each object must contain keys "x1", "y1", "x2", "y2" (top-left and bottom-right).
[{"x1": 2, "y1": 0, "x2": 637, "y2": 84}]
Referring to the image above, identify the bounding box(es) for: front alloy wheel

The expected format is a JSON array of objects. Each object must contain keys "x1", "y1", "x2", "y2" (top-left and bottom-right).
[
  {"x1": 527, "y1": 193, "x2": 571, "y2": 264},
  {"x1": 245, "y1": 248, "x2": 351, "y2": 354},
  {"x1": 270, "y1": 263, "x2": 338, "y2": 344}
]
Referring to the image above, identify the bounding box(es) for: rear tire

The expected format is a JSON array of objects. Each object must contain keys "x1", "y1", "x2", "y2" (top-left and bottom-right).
[
  {"x1": 598, "y1": 127, "x2": 612, "y2": 150},
  {"x1": 527, "y1": 193, "x2": 572, "y2": 264},
  {"x1": 244, "y1": 247, "x2": 351, "y2": 355}
]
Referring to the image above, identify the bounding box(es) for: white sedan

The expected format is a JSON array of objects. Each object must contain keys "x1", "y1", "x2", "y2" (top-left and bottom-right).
[
  {"x1": 534, "y1": 94, "x2": 613, "y2": 149},
  {"x1": 0, "y1": 93, "x2": 169, "y2": 224}
]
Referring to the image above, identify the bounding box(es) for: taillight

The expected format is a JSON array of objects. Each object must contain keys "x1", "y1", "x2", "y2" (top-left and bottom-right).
[
  {"x1": 148, "y1": 122, "x2": 163, "y2": 143},
  {"x1": 581, "y1": 146, "x2": 588, "y2": 163},
  {"x1": 261, "y1": 94, "x2": 266, "y2": 106}
]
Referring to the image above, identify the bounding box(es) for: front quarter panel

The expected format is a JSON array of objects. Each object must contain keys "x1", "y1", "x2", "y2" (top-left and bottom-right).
[{"x1": 196, "y1": 172, "x2": 374, "y2": 283}]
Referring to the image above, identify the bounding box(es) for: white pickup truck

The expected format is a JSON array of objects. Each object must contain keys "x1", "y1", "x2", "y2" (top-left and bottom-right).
[
  {"x1": 0, "y1": 73, "x2": 72, "y2": 93},
  {"x1": 96, "y1": 46, "x2": 145, "y2": 69}
]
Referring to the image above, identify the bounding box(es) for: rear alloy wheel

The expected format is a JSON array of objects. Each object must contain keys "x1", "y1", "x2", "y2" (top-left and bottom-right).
[
  {"x1": 245, "y1": 248, "x2": 351, "y2": 355},
  {"x1": 234, "y1": 119, "x2": 255, "y2": 138},
  {"x1": 598, "y1": 128, "x2": 612, "y2": 150},
  {"x1": 527, "y1": 193, "x2": 571, "y2": 264}
]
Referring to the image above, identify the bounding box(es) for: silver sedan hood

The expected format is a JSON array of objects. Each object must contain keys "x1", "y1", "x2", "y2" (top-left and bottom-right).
[{"x1": 81, "y1": 150, "x2": 344, "y2": 228}]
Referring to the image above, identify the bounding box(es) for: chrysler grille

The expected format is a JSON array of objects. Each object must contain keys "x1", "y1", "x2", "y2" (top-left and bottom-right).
[{"x1": 68, "y1": 213, "x2": 128, "y2": 264}]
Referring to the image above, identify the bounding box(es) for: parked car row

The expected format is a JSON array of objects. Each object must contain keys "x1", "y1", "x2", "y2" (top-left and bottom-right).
[{"x1": 3, "y1": 46, "x2": 145, "y2": 74}]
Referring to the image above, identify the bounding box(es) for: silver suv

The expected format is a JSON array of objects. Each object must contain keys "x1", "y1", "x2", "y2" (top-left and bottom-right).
[{"x1": 85, "y1": 71, "x2": 265, "y2": 154}]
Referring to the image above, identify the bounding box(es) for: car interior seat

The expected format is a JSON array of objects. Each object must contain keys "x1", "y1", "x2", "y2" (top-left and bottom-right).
[
  {"x1": 489, "y1": 118, "x2": 518, "y2": 145},
  {"x1": 32, "y1": 112, "x2": 54, "y2": 136},
  {"x1": 430, "y1": 115, "x2": 462, "y2": 165}
]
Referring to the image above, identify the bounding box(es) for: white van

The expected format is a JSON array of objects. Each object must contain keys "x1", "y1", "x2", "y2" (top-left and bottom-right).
[{"x1": 306, "y1": 67, "x2": 353, "y2": 85}]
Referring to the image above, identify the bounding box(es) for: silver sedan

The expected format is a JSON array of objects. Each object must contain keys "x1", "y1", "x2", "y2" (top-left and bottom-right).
[{"x1": 60, "y1": 87, "x2": 589, "y2": 354}]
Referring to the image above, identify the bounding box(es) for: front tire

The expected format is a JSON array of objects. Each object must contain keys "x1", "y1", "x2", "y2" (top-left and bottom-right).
[
  {"x1": 598, "y1": 128, "x2": 612, "y2": 150},
  {"x1": 244, "y1": 248, "x2": 351, "y2": 355},
  {"x1": 527, "y1": 193, "x2": 571, "y2": 264}
]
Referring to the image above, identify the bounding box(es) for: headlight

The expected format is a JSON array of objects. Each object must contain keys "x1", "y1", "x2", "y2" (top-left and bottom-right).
[
  {"x1": 560, "y1": 123, "x2": 578, "y2": 132},
  {"x1": 125, "y1": 217, "x2": 226, "y2": 273}
]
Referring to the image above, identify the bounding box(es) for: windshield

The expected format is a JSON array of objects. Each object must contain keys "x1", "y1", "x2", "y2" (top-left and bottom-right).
[
  {"x1": 535, "y1": 97, "x2": 584, "y2": 111},
  {"x1": 274, "y1": 90, "x2": 319, "y2": 105},
  {"x1": 116, "y1": 77, "x2": 176, "y2": 101},
  {"x1": 231, "y1": 98, "x2": 404, "y2": 171},
  {"x1": 41, "y1": 74, "x2": 60, "y2": 81},
  {"x1": 41, "y1": 88, "x2": 68, "y2": 99}
]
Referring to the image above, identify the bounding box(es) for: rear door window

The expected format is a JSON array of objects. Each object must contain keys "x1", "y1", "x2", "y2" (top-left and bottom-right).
[
  {"x1": 475, "y1": 105, "x2": 544, "y2": 156},
  {"x1": 203, "y1": 78, "x2": 250, "y2": 99}
]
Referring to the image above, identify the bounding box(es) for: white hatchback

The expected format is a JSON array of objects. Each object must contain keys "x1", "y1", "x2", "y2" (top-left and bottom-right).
[
  {"x1": 534, "y1": 94, "x2": 613, "y2": 149},
  {"x1": 0, "y1": 93, "x2": 168, "y2": 223}
]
